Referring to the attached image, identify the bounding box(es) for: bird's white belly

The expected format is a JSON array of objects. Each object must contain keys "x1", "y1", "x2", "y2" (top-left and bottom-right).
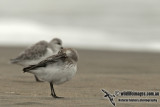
[{"x1": 34, "y1": 64, "x2": 77, "y2": 85}]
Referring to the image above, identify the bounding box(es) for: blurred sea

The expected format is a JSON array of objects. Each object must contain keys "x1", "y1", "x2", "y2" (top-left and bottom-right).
[{"x1": 0, "y1": 0, "x2": 160, "y2": 52}]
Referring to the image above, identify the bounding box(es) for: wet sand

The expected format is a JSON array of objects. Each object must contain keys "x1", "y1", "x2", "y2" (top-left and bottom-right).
[{"x1": 0, "y1": 46, "x2": 160, "y2": 107}]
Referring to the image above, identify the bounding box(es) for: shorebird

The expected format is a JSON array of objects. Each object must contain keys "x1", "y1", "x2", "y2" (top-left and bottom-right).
[
  {"x1": 10, "y1": 38, "x2": 63, "y2": 82},
  {"x1": 23, "y1": 48, "x2": 79, "y2": 98}
]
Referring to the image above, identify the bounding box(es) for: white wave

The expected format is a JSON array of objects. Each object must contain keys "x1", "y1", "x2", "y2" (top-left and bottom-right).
[{"x1": 0, "y1": 19, "x2": 160, "y2": 52}]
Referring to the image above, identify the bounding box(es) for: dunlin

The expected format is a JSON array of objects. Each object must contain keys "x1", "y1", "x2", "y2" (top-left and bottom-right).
[
  {"x1": 23, "y1": 48, "x2": 79, "y2": 98},
  {"x1": 10, "y1": 38, "x2": 63, "y2": 82}
]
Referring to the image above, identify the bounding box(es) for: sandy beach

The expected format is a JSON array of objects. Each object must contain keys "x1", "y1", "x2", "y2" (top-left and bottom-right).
[{"x1": 0, "y1": 46, "x2": 160, "y2": 107}]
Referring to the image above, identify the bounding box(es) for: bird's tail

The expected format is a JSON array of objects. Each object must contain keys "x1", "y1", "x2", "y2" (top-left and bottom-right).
[
  {"x1": 23, "y1": 65, "x2": 35, "y2": 73},
  {"x1": 10, "y1": 58, "x2": 19, "y2": 64}
]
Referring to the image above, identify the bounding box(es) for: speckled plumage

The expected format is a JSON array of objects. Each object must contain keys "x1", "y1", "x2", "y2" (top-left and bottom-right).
[
  {"x1": 12, "y1": 41, "x2": 48, "y2": 62},
  {"x1": 10, "y1": 38, "x2": 63, "y2": 82},
  {"x1": 10, "y1": 38, "x2": 62, "y2": 65},
  {"x1": 23, "y1": 48, "x2": 79, "y2": 98}
]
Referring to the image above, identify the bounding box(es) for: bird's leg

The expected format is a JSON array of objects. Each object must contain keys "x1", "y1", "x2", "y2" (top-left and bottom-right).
[
  {"x1": 50, "y1": 82, "x2": 63, "y2": 98},
  {"x1": 34, "y1": 75, "x2": 43, "y2": 82}
]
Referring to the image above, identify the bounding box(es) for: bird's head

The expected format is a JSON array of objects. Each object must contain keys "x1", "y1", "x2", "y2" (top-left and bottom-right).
[
  {"x1": 59, "y1": 48, "x2": 79, "y2": 62},
  {"x1": 49, "y1": 38, "x2": 63, "y2": 52}
]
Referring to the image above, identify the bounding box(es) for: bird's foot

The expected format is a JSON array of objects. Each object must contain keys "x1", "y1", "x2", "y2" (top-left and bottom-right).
[{"x1": 51, "y1": 93, "x2": 64, "y2": 98}]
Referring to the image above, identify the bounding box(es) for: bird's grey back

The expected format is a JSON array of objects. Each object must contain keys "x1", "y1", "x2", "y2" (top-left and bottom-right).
[{"x1": 11, "y1": 41, "x2": 49, "y2": 63}]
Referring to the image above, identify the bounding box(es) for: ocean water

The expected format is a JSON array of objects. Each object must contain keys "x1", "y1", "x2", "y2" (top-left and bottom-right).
[
  {"x1": 0, "y1": 0, "x2": 160, "y2": 52},
  {"x1": 0, "y1": 18, "x2": 160, "y2": 52}
]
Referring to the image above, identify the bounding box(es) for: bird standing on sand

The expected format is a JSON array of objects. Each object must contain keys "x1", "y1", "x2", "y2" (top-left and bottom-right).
[
  {"x1": 10, "y1": 38, "x2": 63, "y2": 82},
  {"x1": 23, "y1": 48, "x2": 79, "y2": 98}
]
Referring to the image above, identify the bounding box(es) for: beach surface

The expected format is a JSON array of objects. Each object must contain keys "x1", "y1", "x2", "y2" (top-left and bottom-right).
[{"x1": 0, "y1": 47, "x2": 160, "y2": 107}]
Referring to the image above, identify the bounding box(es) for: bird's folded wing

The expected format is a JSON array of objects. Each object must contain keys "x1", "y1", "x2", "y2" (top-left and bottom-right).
[
  {"x1": 11, "y1": 41, "x2": 48, "y2": 63},
  {"x1": 23, "y1": 53, "x2": 66, "y2": 72}
]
